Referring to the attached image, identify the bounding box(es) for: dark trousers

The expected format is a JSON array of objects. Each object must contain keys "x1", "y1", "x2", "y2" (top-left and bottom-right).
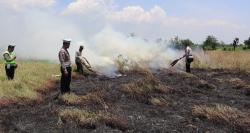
[
  {"x1": 75, "y1": 61, "x2": 83, "y2": 74},
  {"x1": 60, "y1": 67, "x2": 72, "y2": 94},
  {"x1": 5, "y1": 65, "x2": 15, "y2": 80},
  {"x1": 186, "y1": 62, "x2": 191, "y2": 73},
  {"x1": 186, "y1": 58, "x2": 193, "y2": 73}
]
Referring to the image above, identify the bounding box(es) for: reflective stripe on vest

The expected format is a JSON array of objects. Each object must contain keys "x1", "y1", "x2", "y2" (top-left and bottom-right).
[{"x1": 3, "y1": 51, "x2": 16, "y2": 65}]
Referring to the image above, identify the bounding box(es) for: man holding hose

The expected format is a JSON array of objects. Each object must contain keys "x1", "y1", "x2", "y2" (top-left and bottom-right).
[{"x1": 182, "y1": 43, "x2": 194, "y2": 73}]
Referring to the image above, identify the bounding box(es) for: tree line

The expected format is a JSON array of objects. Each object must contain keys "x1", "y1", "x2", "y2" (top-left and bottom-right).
[
  {"x1": 128, "y1": 33, "x2": 250, "y2": 51},
  {"x1": 167, "y1": 36, "x2": 250, "y2": 51}
]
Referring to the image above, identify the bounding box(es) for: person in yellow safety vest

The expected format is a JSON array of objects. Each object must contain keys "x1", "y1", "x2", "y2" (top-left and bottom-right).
[{"x1": 3, "y1": 44, "x2": 17, "y2": 80}]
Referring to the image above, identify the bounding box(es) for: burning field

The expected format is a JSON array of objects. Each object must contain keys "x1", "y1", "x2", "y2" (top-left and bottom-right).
[
  {"x1": 1, "y1": 0, "x2": 250, "y2": 132},
  {"x1": 1, "y1": 52, "x2": 250, "y2": 132}
]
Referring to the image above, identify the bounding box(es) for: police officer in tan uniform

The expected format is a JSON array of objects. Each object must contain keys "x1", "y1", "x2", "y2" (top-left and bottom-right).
[{"x1": 58, "y1": 39, "x2": 72, "y2": 94}]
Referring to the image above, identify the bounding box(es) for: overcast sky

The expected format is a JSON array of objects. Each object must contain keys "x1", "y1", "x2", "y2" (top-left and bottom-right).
[{"x1": 0, "y1": 0, "x2": 249, "y2": 49}]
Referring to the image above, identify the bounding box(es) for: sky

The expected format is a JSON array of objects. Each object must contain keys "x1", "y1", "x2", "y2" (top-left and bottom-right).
[
  {"x1": 114, "y1": 0, "x2": 250, "y2": 43},
  {"x1": 0, "y1": 0, "x2": 250, "y2": 58}
]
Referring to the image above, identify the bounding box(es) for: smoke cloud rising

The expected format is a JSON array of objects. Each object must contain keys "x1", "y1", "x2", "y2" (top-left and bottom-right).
[
  {"x1": 78, "y1": 27, "x2": 182, "y2": 76},
  {"x1": 1, "y1": 1, "x2": 222, "y2": 76},
  {"x1": 0, "y1": 4, "x2": 186, "y2": 76}
]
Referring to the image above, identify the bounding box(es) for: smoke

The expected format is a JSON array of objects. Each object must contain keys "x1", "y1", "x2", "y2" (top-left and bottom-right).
[
  {"x1": 0, "y1": 9, "x2": 82, "y2": 61},
  {"x1": 73, "y1": 27, "x2": 182, "y2": 76},
  {"x1": 0, "y1": 7, "x2": 184, "y2": 76}
]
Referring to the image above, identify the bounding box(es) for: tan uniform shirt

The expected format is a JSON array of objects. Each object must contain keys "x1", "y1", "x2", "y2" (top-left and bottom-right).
[{"x1": 59, "y1": 48, "x2": 71, "y2": 72}]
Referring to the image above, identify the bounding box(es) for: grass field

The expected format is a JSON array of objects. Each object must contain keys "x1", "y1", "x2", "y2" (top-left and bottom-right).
[
  {"x1": 0, "y1": 50, "x2": 250, "y2": 105},
  {"x1": 1, "y1": 51, "x2": 250, "y2": 132},
  {"x1": 193, "y1": 50, "x2": 250, "y2": 71},
  {"x1": 0, "y1": 60, "x2": 59, "y2": 105}
]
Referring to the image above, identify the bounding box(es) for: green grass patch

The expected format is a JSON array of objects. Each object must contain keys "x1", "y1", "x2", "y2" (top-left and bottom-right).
[{"x1": 0, "y1": 60, "x2": 59, "y2": 105}]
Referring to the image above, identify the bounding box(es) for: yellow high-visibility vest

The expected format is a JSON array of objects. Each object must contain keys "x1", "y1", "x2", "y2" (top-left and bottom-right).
[{"x1": 3, "y1": 51, "x2": 16, "y2": 65}]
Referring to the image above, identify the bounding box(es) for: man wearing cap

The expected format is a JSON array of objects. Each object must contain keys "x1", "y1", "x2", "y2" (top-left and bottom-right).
[
  {"x1": 58, "y1": 39, "x2": 72, "y2": 94},
  {"x1": 3, "y1": 45, "x2": 17, "y2": 80}
]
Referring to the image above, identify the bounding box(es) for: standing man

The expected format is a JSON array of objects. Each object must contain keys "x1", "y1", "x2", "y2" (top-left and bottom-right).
[
  {"x1": 3, "y1": 44, "x2": 17, "y2": 80},
  {"x1": 182, "y1": 44, "x2": 193, "y2": 73},
  {"x1": 58, "y1": 39, "x2": 72, "y2": 94}
]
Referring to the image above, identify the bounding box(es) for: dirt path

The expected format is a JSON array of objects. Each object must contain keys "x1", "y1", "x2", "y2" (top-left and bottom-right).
[{"x1": 0, "y1": 68, "x2": 250, "y2": 133}]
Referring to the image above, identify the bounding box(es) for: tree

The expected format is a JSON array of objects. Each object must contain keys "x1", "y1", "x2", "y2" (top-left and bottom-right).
[
  {"x1": 170, "y1": 36, "x2": 195, "y2": 49},
  {"x1": 244, "y1": 37, "x2": 250, "y2": 49},
  {"x1": 233, "y1": 37, "x2": 239, "y2": 51},
  {"x1": 202, "y1": 35, "x2": 220, "y2": 50},
  {"x1": 181, "y1": 39, "x2": 194, "y2": 47}
]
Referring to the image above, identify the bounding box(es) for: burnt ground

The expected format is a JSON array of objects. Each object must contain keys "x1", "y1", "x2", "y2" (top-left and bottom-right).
[{"x1": 0, "y1": 68, "x2": 250, "y2": 133}]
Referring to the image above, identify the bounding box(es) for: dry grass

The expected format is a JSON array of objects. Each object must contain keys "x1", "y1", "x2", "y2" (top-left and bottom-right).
[
  {"x1": 58, "y1": 108, "x2": 98, "y2": 128},
  {"x1": 192, "y1": 104, "x2": 250, "y2": 132},
  {"x1": 121, "y1": 80, "x2": 154, "y2": 95},
  {"x1": 226, "y1": 78, "x2": 250, "y2": 95},
  {"x1": 0, "y1": 60, "x2": 58, "y2": 105},
  {"x1": 193, "y1": 104, "x2": 244, "y2": 122},
  {"x1": 228, "y1": 78, "x2": 247, "y2": 89},
  {"x1": 122, "y1": 79, "x2": 150, "y2": 95},
  {"x1": 149, "y1": 97, "x2": 168, "y2": 107},
  {"x1": 121, "y1": 73, "x2": 171, "y2": 95},
  {"x1": 121, "y1": 71, "x2": 173, "y2": 104},
  {"x1": 114, "y1": 54, "x2": 156, "y2": 75},
  {"x1": 58, "y1": 108, "x2": 129, "y2": 131},
  {"x1": 60, "y1": 89, "x2": 108, "y2": 108},
  {"x1": 193, "y1": 51, "x2": 250, "y2": 71},
  {"x1": 175, "y1": 72, "x2": 217, "y2": 90},
  {"x1": 114, "y1": 55, "x2": 129, "y2": 74},
  {"x1": 178, "y1": 72, "x2": 199, "y2": 80},
  {"x1": 115, "y1": 51, "x2": 250, "y2": 73},
  {"x1": 60, "y1": 93, "x2": 83, "y2": 105},
  {"x1": 197, "y1": 79, "x2": 217, "y2": 90},
  {"x1": 84, "y1": 89, "x2": 107, "y2": 105},
  {"x1": 128, "y1": 62, "x2": 152, "y2": 74},
  {"x1": 99, "y1": 113, "x2": 129, "y2": 131}
]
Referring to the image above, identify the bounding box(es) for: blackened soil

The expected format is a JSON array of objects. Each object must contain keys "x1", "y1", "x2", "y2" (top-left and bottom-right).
[{"x1": 0, "y1": 68, "x2": 250, "y2": 133}]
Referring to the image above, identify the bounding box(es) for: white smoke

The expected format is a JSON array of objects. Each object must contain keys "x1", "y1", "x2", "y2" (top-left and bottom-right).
[
  {"x1": 0, "y1": 9, "x2": 82, "y2": 61},
  {"x1": 0, "y1": 5, "x2": 185, "y2": 76},
  {"x1": 72, "y1": 27, "x2": 182, "y2": 76}
]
